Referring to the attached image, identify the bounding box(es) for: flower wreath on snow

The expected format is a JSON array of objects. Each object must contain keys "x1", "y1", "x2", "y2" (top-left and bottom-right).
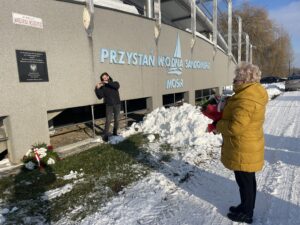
[
  {"x1": 201, "y1": 95, "x2": 228, "y2": 133},
  {"x1": 22, "y1": 143, "x2": 60, "y2": 170}
]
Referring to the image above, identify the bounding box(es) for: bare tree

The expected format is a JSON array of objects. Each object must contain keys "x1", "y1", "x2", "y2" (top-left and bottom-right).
[{"x1": 219, "y1": 3, "x2": 293, "y2": 77}]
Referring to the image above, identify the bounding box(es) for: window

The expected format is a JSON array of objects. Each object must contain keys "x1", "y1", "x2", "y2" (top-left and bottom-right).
[
  {"x1": 163, "y1": 92, "x2": 186, "y2": 108},
  {"x1": 195, "y1": 88, "x2": 216, "y2": 106}
]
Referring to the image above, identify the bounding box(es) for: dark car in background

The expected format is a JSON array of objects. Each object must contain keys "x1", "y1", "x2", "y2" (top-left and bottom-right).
[
  {"x1": 260, "y1": 76, "x2": 286, "y2": 84},
  {"x1": 285, "y1": 75, "x2": 300, "y2": 91}
]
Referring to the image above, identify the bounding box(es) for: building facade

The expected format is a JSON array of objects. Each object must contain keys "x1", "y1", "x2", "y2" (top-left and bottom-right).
[{"x1": 0, "y1": 0, "x2": 236, "y2": 163}]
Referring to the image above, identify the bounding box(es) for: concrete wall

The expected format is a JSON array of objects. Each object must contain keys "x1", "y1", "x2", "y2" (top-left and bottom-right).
[{"x1": 0, "y1": 0, "x2": 236, "y2": 163}]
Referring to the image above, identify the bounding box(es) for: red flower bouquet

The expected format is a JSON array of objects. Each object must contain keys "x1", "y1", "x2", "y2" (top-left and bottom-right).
[{"x1": 201, "y1": 95, "x2": 227, "y2": 133}]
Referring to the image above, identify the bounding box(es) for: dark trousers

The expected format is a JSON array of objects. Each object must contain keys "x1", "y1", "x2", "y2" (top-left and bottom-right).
[
  {"x1": 104, "y1": 104, "x2": 121, "y2": 136},
  {"x1": 234, "y1": 171, "x2": 257, "y2": 217}
]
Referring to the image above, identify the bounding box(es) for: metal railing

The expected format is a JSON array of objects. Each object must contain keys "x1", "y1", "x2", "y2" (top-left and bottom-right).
[
  {"x1": 163, "y1": 99, "x2": 185, "y2": 108},
  {"x1": 50, "y1": 105, "x2": 149, "y2": 138}
]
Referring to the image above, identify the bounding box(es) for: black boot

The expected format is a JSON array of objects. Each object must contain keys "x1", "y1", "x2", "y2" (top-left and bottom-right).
[
  {"x1": 102, "y1": 135, "x2": 109, "y2": 142},
  {"x1": 227, "y1": 212, "x2": 253, "y2": 224},
  {"x1": 113, "y1": 129, "x2": 118, "y2": 136},
  {"x1": 229, "y1": 205, "x2": 243, "y2": 213}
]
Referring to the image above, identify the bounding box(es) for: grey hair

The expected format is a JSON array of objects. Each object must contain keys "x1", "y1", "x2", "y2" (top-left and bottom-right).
[{"x1": 234, "y1": 62, "x2": 262, "y2": 83}]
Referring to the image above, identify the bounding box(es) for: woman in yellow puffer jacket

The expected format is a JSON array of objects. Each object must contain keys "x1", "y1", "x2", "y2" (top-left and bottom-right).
[{"x1": 216, "y1": 62, "x2": 268, "y2": 224}]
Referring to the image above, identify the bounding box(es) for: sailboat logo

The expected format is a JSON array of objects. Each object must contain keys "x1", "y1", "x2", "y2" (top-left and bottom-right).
[{"x1": 168, "y1": 34, "x2": 183, "y2": 75}]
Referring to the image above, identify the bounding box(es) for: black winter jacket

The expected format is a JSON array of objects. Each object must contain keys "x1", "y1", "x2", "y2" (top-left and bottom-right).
[{"x1": 95, "y1": 81, "x2": 121, "y2": 106}]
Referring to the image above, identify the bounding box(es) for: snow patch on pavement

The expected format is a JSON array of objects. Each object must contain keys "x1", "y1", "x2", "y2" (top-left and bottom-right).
[{"x1": 69, "y1": 90, "x2": 300, "y2": 225}]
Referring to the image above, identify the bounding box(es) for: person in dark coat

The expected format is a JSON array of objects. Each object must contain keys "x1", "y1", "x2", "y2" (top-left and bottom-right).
[{"x1": 95, "y1": 72, "x2": 121, "y2": 142}]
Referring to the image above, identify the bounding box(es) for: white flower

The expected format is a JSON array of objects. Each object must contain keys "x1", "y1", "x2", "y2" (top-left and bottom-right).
[
  {"x1": 39, "y1": 152, "x2": 47, "y2": 158},
  {"x1": 25, "y1": 161, "x2": 35, "y2": 170},
  {"x1": 37, "y1": 147, "x2": 47, "y2": 158},
  {"x1": 39, "y1": 147, "x2": 47, "y2": 152},
  {"x1": 147, "y1": 134, "x2": 156, "y2": 142},
  {"x1": 25, "y1": 149, "x2": 33, "y2": 156},
  {"x1": 47, "y1": 158, "x2": 55, "y2": 165}
]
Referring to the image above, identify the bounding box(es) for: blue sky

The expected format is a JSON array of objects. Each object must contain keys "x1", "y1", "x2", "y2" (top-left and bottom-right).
[{"x1": 234, "y1": 0, "x2": 300, "y2": 68}]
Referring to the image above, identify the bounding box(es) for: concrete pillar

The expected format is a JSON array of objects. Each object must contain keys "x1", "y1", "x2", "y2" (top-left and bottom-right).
[
  {"x1": 237, "y1": 16, "x2": 242, "y2": 64},
  {"x1": 191, "y1": 0, "x2": 196, "y2": 48},
  {"x1": 245, "y1": 33, "x2": 249, "y2": 62},
  {"x1": 0, "y1": 118, "x2": 8, "y2": 154},
  {"x1": 152, "y1": 94, "x2": 163, "y2": 109},
  {"x1": 213, "y1": 0, "x2": 218, "y2": 47},
  {"x1": 187, "y1": 91, "x2": 195, "y2": 106},
  {"x1": 146, "y1": 97, "x2": 153, "y2": 111},
  {"x1": 5, "y1": 110, "x2": 50, "y2": 164},
  {"x1": 250, "y1": 44, "x2": 253, "y2": 64}
]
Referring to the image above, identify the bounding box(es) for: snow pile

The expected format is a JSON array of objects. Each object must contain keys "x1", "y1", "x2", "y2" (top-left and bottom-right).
[
  {"x1": 263, "y1": 82, "x2": 285, "y2": 99},
  {"x1": 0, "y1": 159, "x2": 11, "y2": 167},
  {"x1": 63, "y1": 170, "x2": 84, "y2": 180},
  {"x1": 42, "y1": 184, "x2": 73, "y2": 201},
  {"x1": 0, "y1": 159, "x2": 21, "y2": 175},
  {"x1": 122, "y1": 103, "x2": 219, "y2": 148}
]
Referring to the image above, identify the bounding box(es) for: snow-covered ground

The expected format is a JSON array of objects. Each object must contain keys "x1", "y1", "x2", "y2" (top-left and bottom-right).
[
  {"x1": 2, "y1": 83, "x2": 300, "y2": 224},
  {"x1": 55, "y1": 83, "x2": 300, "y2": 225},
  {"x1": 262, "y1": 82, "x2": 285, "y2": 100}
]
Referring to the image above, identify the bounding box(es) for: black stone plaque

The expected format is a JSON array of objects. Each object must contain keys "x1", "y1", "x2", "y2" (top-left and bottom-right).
[{"x1": 16, "y1": 50, "x2": 49, "y2": 82}]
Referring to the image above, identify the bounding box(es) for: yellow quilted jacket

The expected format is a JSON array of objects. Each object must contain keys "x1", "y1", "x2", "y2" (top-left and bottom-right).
[{"x1": 216, "y1": 82, "x2": 268, "y2": 172}]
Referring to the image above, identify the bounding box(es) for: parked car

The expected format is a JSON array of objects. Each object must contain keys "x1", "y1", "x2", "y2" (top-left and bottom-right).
[
  {"x1": 260, "y1": 76, "x2": 284, "y2": 84},
  {"x1": 285, "y1": 75, "x2": 300, "y2": 91}
]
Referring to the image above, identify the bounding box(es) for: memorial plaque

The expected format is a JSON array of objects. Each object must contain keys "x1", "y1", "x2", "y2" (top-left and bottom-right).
[{"x1": 16, "y1": 50, "x2": 49, "y2": 82}]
